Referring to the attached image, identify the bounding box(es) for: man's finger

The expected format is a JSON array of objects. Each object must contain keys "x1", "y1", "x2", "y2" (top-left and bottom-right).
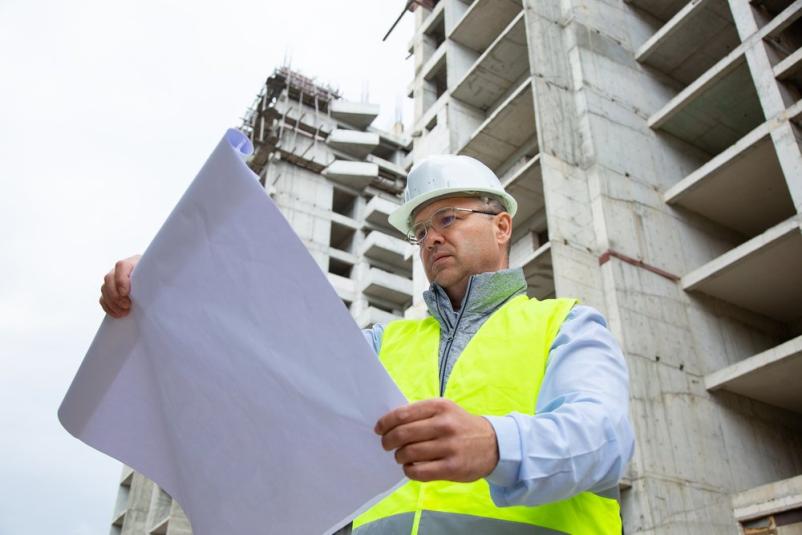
[
  {"x1": 381, "y1": 418, "x2": 442, "y2": 451},
  {"x1": 100, "y1": 283, "x2": 123, "y2": 316},
  {"x1": 114, "y1": 260, "x2": 134, "y2": 298},
  {"x1": 395, "y1": 439, "x2": 448, "y2": 465},
  {"x1": 403, "y1": 459, "x2": 452, "y2": 483},
  {"x1": 375, "y1": 399, "x2": 448, "y2": 435},
  {"x1": 103, "y1": 272, "x2": 120, "y2": 301}
]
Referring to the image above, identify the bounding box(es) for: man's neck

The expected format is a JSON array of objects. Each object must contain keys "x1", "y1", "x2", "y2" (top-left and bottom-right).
[{"x1": 445, "y1": 279, "x2": 470, "y2": 311}]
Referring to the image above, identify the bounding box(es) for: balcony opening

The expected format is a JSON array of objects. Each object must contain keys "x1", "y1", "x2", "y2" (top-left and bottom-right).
[
  {"x1": 329, "y1": 220, "x2": 356, "y2": 254},
  {"x1": 424, "y1": 10, "x2": 446, "y2": 50},
  {"x1": 328, "y1": 257, "x2": 353, "y2": 278},
  {"x1": 332, "y1": 187, "x2": 357, "y2": 219}
]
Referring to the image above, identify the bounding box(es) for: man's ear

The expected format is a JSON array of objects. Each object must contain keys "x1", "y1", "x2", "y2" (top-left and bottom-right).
[{"x1": 495, "y1": 212, "x2": 513, "y2": 248}]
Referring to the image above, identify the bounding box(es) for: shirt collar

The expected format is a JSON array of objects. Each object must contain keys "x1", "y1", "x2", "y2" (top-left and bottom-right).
[{"x1": 423, "y1": 267, "x2": 528, "y2": 326}]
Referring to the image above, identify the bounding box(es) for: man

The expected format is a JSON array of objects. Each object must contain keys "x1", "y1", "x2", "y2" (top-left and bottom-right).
[{"x1": 100, "y1": 155, "x2": 634, "y2": 534}]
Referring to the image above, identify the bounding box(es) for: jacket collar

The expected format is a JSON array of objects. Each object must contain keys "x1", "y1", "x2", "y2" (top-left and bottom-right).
[{"x1": 423, "y1": 267, "x2": 527, "y2": 329}]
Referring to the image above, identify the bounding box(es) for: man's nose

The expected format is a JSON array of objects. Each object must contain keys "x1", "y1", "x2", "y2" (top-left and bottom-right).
[{"x1": 422, "y1": 225, "x2": 445, "y2": 249}]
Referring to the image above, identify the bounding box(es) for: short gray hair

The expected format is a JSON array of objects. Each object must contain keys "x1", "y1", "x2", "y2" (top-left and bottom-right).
[
  {"x1": 479, "y1": 196, "x2": 507, "y2": 214},
  {"x1": 479, "y1": 196, "x2": 512, "y2": 256}
]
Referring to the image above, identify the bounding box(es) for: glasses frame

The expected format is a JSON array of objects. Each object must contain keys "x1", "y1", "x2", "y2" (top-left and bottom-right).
[{"x1": 407, "y1": 206, "x2": 501, "y2": 245}]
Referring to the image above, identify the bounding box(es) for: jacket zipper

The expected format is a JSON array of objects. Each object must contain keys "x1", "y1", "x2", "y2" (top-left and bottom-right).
[{"x1": 439, "y1": 276, "x2": 473, "y2": 397}]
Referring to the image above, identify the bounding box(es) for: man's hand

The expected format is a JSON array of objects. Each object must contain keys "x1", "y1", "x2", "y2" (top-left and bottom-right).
[
  {"x1": 375, "y1": 398, "x2": 499, "y2": 483},
  {"x1": 99, "y1": 255, "x2": 141, "y2": 318}
]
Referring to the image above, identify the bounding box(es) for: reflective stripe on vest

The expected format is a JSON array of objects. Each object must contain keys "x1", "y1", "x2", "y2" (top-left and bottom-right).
[{"x1": 353, "y1": 295, "x2": 621, "y2": 535}]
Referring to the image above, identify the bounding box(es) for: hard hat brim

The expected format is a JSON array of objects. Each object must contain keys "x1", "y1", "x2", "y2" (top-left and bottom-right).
[{"x1": 388, "y1": 187, "x2": 518, "y2": 236}]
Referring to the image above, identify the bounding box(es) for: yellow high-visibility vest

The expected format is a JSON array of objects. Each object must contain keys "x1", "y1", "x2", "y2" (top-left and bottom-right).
[{"x1": 353, "y1": 295, "x2": 621, "y2": 535}]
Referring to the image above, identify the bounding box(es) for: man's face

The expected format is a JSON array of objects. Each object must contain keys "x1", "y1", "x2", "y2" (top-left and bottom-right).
[{"x1": 412, "y1": 196, "x2": 510, "y2": 290}]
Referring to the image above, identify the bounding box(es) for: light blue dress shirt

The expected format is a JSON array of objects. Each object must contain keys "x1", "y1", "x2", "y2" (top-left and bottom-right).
[{"x1": 362, "y1": 301, "x2": 634, "y2": 508}]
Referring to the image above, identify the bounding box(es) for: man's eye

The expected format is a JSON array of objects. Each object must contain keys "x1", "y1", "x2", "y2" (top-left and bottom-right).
[
  {"x1": 414, "y1": 226, "x2": 427, "y2": 241},
  {"x1": 437, "y1": 214, "x2": 456, "y2": 227}
]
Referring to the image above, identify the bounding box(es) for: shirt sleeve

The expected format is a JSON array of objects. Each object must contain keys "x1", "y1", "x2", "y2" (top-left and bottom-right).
[
  {"x1": 362, "y1": 322, "x2": 386, "y2": 355},
  {"x1": 483, "y1": 305, "x2": 635, "y2": 506}
]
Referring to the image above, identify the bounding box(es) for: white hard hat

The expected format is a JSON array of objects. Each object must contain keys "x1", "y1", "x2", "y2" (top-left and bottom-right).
[{"x1": 388, "y1": 154, "x2": 518, "y2": 235}]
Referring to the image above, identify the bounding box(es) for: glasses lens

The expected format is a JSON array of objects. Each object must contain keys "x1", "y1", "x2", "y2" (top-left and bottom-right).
[
  {"x1": 433, "y1": 208, "x2": 457, "y2": 231},
  {"x1": 411, "y1": 223, "x2": 427, "y2": 244}
]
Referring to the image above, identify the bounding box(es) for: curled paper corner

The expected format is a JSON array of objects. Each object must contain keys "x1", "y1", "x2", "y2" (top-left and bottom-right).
[{"x1": 225, "y1": 128, "x2": 254, "y2": 159}]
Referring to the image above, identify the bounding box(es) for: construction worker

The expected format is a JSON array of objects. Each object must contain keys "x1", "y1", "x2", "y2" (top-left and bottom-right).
[{"x1": 99, "y1": 154, "x2": 634, "y2": 534}]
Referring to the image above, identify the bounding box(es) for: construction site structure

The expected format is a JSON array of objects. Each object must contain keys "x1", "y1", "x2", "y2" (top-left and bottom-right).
[
  {"x1": 404, "y1": 0, "x2": 802, "y2": 533},
  {"x1": 108, "y1": 66, "x2": 413, "y2": 535}
]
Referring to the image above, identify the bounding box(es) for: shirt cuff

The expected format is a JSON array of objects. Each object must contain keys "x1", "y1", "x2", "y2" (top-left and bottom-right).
[{"x1": 483, "y1": 415, "x2": 522, "y2": 488}]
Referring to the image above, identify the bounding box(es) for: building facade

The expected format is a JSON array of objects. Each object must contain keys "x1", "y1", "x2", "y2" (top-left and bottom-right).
[{"x1": 404, "y1": 0, "x2": 802, "y2": 533}]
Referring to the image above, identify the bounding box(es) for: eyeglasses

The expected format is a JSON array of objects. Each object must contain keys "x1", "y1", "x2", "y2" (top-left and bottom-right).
[{"x1": 407, "y1": 206, "x2": 501, "y2": 245}]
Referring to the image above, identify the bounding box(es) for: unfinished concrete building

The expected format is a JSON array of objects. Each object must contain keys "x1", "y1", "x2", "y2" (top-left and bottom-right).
[
  {"x1": 403, "y1": 0, "x2": 802, "y2": 532},
  {"x1": 108, "y1": 66, "x2": 413, "y2": 535}
]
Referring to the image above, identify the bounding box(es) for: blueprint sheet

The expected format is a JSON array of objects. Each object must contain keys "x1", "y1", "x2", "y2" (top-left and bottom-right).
[{"x1": 59, "y1": 129, "x2": 407, "y2": 535}]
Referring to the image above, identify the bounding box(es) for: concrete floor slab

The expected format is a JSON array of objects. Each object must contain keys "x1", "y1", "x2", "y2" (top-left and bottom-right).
[
  {"x1": 451, "y1": 12, "x2": 528, "y2": 111},
  {"x1": 322, "y1": 161, "x2": 378, "y2": 190},
  {"x1": 732, "y1": 474, "x2": 802, "y2": 522},
  {"x1": 325, "y1": 129, "x2": 379, "y2": 159},
  {"x1": 683, "y1": 216, "x2": 802, "y2": 322},
  {"x1": 458, "y1": 77, "x2": 536, "y2": 171},
  {"x1": 360, "y1": 267, "x2": 414, "y2": 305},
  {"x1": 706, "y1": 334, "x2": 802, "y2": 413},
  {"x1": 636, "y1": 0, "x2": 739, "y2": 86},
  {"x1": 650, "y1": 54, "x2": 765, "y2": 155},
  {"x1": 448, "y1": 0, "x2": 522, "y2": 53},
  {"x1": 665, "y1": 129, "x2": 797, "y2": 236},
  {"x1": 364, "y1": 196, "x2": 400, "y2": 233},
  {"x1": 330, "y1": 100, "x2": 380, "y2": 129},
  {"x1": 624, "y1": 0, "x2": 688, "y2": 22},
  {"x1": 366, "y1": 154, "x2": 407, "y2": 179},
  {"x1": 360, "y1": 231, "x2": 413, "y2": 269}
]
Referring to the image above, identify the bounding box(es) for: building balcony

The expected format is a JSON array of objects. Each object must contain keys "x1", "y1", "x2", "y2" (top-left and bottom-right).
[
  {"x1": 731, "y1": 475, "x2": 802, "y2": 533},
  {"x1": 364, "y1": 196, "x2": 401, "y2": 233},
  {"x1": 648, "y1": 52, "x2": 764, "y2": 157},
  {"x1": 706, "y1": 334, "x2": 802, "y2": 413},
  {"x1": 664, "y1": 123, "x2": 797, "y2": 238},
  {"x1": 330, "y1": 100, "x2": 380, "y2": 130},
  {"x1": 325, "y1": 129, "x2": 380, "y2": 159},
  {"x1": 322, "y1": 161, "x2": 379, "y2": 190},
  {"x1": 636, "y1": 0, "x2": 739, "y2": 86},
  {"x1": 457, "y1": 77, "x2": 536, "y2": 171},
  {"x1": 682, "y1": 216, "x2": 802, "y2": 323},
  {"x1": 366, "y1": 154, "x2": 407, "y2": 180},
  {"x1": 451, "y1": 11, "x2": 528, "y2": 112},
  {"x1": 360, "y1": 267, "x2": 413, "y2": 306},
  {"x1": 449, "y1": 0, "x2": 522, "y2": 54},
  {"x1": 360, "y1": 231, "x2": 413, "y2": 270}
]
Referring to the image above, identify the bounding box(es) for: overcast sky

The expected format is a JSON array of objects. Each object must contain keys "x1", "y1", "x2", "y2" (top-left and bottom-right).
[{"x1": 0, "y1": 1, "x2": 413, "y2": 533}]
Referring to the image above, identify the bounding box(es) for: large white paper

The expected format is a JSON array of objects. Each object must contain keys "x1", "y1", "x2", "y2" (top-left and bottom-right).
[{"x1": 59, "y1": 129, "x2": 407, "y2": 535}]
